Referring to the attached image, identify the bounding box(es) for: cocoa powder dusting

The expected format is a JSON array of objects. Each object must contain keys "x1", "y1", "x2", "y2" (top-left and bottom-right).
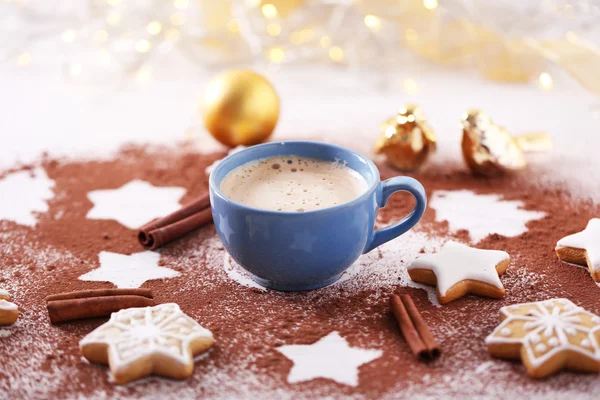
[{"x1": 0, "y1": 145, "x2": 599, "y2": 399}]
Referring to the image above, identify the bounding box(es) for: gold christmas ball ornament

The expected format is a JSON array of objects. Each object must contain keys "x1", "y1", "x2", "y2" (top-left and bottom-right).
[
  {"x1": 461, "y1": 109, "x2": 527, "y2": 176},
  {"x1": 201, "y1": 70, "x2": 280, "y2": 147},
  {"x1": 375, "y1": 105, "x2": 436, "y2": 171}
]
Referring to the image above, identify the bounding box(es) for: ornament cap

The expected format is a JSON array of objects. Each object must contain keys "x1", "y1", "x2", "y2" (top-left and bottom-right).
[{"x1": 375, "y1": 105, "x2": 436, "y2": 171}]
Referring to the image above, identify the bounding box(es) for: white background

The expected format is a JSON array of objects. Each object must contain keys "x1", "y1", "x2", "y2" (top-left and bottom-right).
[{"x1": 1, "y1": 49, "x2": 599, "y2": 199}]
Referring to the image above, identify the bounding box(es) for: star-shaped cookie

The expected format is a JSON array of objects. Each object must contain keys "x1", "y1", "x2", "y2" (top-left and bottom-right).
[
  {"x1": 407, "y1": 241, "x2": 509, "y2": 304},
  {"x1": 80, "y1": 303, "x2": 214, "y2": 384},
  {"x1": 555, "y1": 218, "x2": 600, "y2": 282},
  {"x1": 485, "y1": 298, "x2": 600, "y2": 378}
]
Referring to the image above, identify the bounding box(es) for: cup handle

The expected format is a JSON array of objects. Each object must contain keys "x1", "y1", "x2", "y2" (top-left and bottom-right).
[{"x1": 363, "y1": 177, "x2": 427, "y2": 253}]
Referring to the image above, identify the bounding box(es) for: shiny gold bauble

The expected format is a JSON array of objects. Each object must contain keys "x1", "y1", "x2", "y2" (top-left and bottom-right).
[
  {"x1": 201, "y1": 70, "x2": 280, "y2": 147},
  {"x1": 375, "y1": 105, "x2": 436, "y2": 171},
  {"x1": 461, "y1": 109, "x2": 526, "y2": 176}
]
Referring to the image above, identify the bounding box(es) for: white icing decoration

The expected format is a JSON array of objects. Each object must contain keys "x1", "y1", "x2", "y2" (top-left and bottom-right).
[
  {"x1": 276, "y1": 331, "x2": 382, "y2": 387},
  {"x1": 408, "y1": 241, "x2": 509, "y2": 297},
  {"x1": 486, "y1": 298, "x2": 600, "y2": 369},
  {"x1": 0, "y1": 167, "x2": 55, "y2": 226},
  {"x1": 0, "y1": 299, "x2": 18, "y2": 311},
  {"x1": 80, "y1": 303, "x2": 213, "y2": 378},
  {"x1": 524, "y1": 321, "x2": 536, "y2": 330},
  {"x1": 535, "y1": 343, "x2": 547, "y2": 353},
  {"x1": 429, "y1": 190, "x2": 545, "y2": 243},
  {"x1": 500, "y1": 328, "x2": 512, "y2": 337},
  {"x1": 78, "y1": 251, "x2": 179, "y2": 288},
  {"x1": 556, "y1": 218, "x2": 600, "y2": 277},
  {"x1": 0, "y1": 289, "x2": 9, "y2": 299},
  {"x1": 86, "y1": 179, "x2": 186, "y2": 229}
]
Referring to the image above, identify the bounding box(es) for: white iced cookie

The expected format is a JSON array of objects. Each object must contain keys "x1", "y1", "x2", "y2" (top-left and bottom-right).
[
  {"x1": 486, "y1": 298, "x2": 600, "y2": 378},
  {"x1": 407, "y1": 241, "x2": 509, "y2": 304},
  {"x1": 0, "y1": 289, "x2": 19, "y2": 326},
  {"x1": 555, "y1": 218, "x2": 600, "y2": 282},
  {"x1": 79, "y1": 303, "x2": 214, "y2": 384}
]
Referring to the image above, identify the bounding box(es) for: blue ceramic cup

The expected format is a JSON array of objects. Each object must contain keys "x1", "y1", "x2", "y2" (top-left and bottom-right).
[{"x1": 209, "y1": 141, "x2": 426, "y2": 291}]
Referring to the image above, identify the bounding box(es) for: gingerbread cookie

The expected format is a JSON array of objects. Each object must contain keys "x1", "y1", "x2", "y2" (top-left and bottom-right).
[
  {"x1": 555, "y1": 218, "x2": 600, "y2": 282},
  {"x1": 407, "y1": 241, "x2": 509, "y2": 304},
  {"x1": 486, "y1": 298, "x2": 600, "y2": 378},
  {"x1": 0, "y1": 289, "x2": 19, "y2": 326},
  {"x1": 80, "y1": 303, "x2": 214, "y2": 384}
]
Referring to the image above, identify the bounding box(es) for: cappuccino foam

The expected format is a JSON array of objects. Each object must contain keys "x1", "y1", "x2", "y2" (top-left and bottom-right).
[{"x1": 220, "y1": 155, "x2": 369, "y2": 212}]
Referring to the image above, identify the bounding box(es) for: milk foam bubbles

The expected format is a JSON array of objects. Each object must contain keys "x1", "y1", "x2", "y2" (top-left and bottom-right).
[{"x1": 220, "y1": 155, "x2": 369, "y2": 212}]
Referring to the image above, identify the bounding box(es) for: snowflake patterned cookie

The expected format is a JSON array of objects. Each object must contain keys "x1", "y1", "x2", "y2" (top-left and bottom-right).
[
  {"x1": 555, "y1": 218, "x2": 600, "y2": 282},
  {"x1": 407, "y1": 241, "x2": 509, "y2": 304},
  {"x1": 80, "y1": 303, "x2": 214, "y2": 384},
  {"x1": 0, "y1": 289, "x2": 19, "y2": 326},
  {"x1": 486, "y1": 298, "x2": 600, "y2": 378}
]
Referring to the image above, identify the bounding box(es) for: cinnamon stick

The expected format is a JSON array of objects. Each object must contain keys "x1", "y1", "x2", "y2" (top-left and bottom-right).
[
  {"x1": 45, "y1": 288, "x2": 153, "y2": 302},
  {"x1": 390, "y1": 294, "x2": 428, "y2": 359},
  {"x1": 400, "y1": 294, "x2": 440, "y2": 359},
  {"x1": 138, "y1": 193, "x2": 213, "y2": 250},
  {"x1": 143, "y1": 207, "x2": 213, "y2": 250},
  {"x1": 47, "y1": 295, "x2": 155, "y2": 324}
]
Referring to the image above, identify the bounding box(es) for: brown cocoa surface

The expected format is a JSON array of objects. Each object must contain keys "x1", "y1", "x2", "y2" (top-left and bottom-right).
[{"x1": 0, "y1": 145, "x2": 599, "y2": 399}]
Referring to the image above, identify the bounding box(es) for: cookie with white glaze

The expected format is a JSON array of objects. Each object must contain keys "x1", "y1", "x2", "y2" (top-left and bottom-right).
[
  {"x1": 486, "y1": 298, "x2": 600, "y2": 378},
  {"x1": 80, "y1": 303, "x2": 214, "y2": 384},
  {"x1": 407, "y1": 241, "x2": 509, "y2": 304},
  {"x1": 555, "y1": 218, "x2": 600, "y2": 282},
  {"x1": 0, "y1": 289, "x2": 19, "y2": 326}
]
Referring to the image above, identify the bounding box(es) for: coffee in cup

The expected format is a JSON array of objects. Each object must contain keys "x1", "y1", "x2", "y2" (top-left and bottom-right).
[{"x1": 220, "y1": 155, "x2": 368, "y2": 212}]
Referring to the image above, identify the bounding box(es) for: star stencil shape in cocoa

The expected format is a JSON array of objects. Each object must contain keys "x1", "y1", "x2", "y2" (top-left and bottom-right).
[
  {"x1": 407, "y1": 241, "x2": 509, "y2": 304},
  {"x1": 0, "y1": 167, "x2": 54, "y2": 226},
  {"x1": 79, "y1": 251, "x2": 179, "y2": 288},
  {"x1": 86, "y1": 179, "x2": 186, "y2": 229},
  {"x1": 80, "y1": 303, "x2": 214, "y2": 384},
  {"x1": 276, "y1": 331, "x2": 382, "y2": 387},
  {"x1": 430, "y1": 190, "x2": 545, "y2": 243},
  {"x1": 486, "y1": 298, "x2": 600, "y2": 378},
  {"x1": 555, "y1": 218, "x2": 600, "y2": 282}
]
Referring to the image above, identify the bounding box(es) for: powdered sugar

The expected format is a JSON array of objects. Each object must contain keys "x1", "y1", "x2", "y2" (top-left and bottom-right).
[
  {"x1": 276, "y1": 331, "x2": 382, "y2": 386},
  {"x1": 1, "y1": 147, "x2": 598, "y2": 399},
  {"x1": 430, "y1": 190, "x2": 546, "y2": 243},
  {"x1": 86, "y1": 180, "x2": 186, "y2": 229},
  {"x1": 0, "y1": 329, "x2": 12, "y2": 337},
  {"x1": 78, "y1": 251, "x2": 180, "y2": 288},
  {"x1": 222, "y1": 254, "x2": 267, "y2": 291},
  {"x1": 219, "y1": 230, "x2": 444, "y2": 304},
  {"x1": 0, "y1": 167, "x2": 54, "y2": 226}
]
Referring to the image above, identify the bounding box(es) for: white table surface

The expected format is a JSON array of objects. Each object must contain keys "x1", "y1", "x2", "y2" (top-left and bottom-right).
[{"x1": 1, "y1": 51, "x2": 599, "y2": 199}]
